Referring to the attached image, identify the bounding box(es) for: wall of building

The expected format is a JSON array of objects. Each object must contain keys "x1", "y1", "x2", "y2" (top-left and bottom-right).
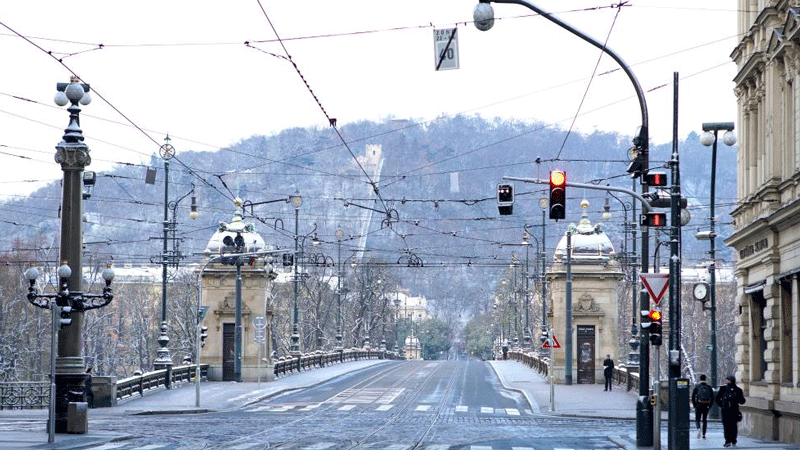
[{"x1": 727, "y1": 1, "x2": 800, "y2": 442}]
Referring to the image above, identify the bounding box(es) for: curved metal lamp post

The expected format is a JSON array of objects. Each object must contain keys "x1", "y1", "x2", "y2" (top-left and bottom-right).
[{"x1": 474, "y1": 1, "x2": 652, "y2": 442}]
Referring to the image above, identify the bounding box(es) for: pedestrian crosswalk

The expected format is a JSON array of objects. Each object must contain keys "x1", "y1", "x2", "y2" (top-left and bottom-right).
[
  {"x1": 246, "y1": 402, "x2": 527, "y2": 416},
  {"x1": 83, "y1": 442, "x2": 619, "y2": 450}
]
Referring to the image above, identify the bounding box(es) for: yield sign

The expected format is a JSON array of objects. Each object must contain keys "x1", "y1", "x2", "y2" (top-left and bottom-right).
[
  {"x1": 542, "y1": 334, "x2": 561, "y2": 349},
  {"x1": 640, "y1": 273, "x2": 669, "y2": 305}
]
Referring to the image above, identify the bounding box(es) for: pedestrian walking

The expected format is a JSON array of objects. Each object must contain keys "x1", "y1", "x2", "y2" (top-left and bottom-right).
[
  {"x1": 691, "y1": 374, "x2": 714, "y2": 439},
  {"x1": 603, "y1": 354, "x2": 614, "y2": 391},
  {"x1": 84, "y1": 367, "x2": 94, "y2": 408},
  {"x1": 716, "y1": 375, "x2": 745, "y2": 447}
]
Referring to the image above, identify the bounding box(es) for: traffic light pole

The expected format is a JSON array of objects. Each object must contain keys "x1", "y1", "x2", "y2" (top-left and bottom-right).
[
  {"x1": 504, "y1": 176, "x2": 655, "y2": 444},
  {"x1": 668, "y1": 72, "x2": 689, "y2": 450}
]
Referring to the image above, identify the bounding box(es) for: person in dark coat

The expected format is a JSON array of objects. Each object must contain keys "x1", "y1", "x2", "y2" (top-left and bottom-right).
[
  {"x1": 691, "y1": 374, "x2": 714, "y2": 439},
  {"x1": 716, "y1": 375, "x2": 745, "y2": 447},
  {"x1": 602, "y1": 354, "x2": 614, "y2": 391},
  {"x1": 84, "y1": 367, "x2": 94, "y2": 408}
]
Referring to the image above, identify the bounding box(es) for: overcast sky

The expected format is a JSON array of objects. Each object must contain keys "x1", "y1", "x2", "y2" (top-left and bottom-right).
[{"x1": 1, "y1": 0, "x2": 739, "y2": 197}]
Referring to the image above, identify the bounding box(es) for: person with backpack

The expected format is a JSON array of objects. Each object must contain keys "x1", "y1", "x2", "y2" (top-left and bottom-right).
[
  {"x1": 716, "y1": 375, "x2": 746, "y2": 447},
  {"x1": 691, "y1": 374, "x2": 714, "y2": 439}
]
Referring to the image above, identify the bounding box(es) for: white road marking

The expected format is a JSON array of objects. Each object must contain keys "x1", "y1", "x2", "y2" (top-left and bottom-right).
[
  {"x1": 338, "y1": 404, "x2": 356, "y2": 411},
  {"x1": 455, "y1": 405, "x2": 469, "y2": 412},
  {"x1": 470, "y1": 446, "x2": 493, "y2": 450},
  {"x1": 376, "y1": 404, "x2": 394, "y2": 411},
  {"x1": 415, "y1": 404, "x2": 431, "y2": 411},
  {"x1": 512, "y1": 447, "x2": 535, "y2": 450},
  {"x1": 302, "y1": 443, "x2": 337, "y2": 450},
  {"x1": 480, "y1": 406, "x2": 494, "y2": 414},
  {"x1": 506, "y1": 408, "x2": 520, "y2": 416},
  {"x1": 301, "y1": 403, "x2": 321, "y2": 411},
  {"x1": 89, "y1": 445, "x2": 125, "y2": 450}
]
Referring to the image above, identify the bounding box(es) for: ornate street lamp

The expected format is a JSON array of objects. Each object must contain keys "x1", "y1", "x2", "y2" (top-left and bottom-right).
[
  {"x1": 289, "y1": 190, "x2": 302, "y2": 356},
  {"x1": 335, "y1": 225, "x2": 345, "y2": 350},
  {"x1": 698, "y1": 122, "x2": 736, "y2": 419},
  {"x1": 27, "y1": 77, "x2": 117, "y2": 436},
  {"x1": 153, "y1": 159, "x2": 199, "y2": 375}
]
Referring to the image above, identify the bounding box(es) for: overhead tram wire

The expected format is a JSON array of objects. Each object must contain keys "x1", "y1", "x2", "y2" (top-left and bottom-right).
[
  {"x1": 0, "y1": 3, "x2": 633, "y2": 51},
  {"x1": 252, "y1": 0, "x2": 393, "y2": 220},
  {"x1": 384, "y1": 58, "x2": 735, "y2": 187},
  {"x1": 0, "y1": 20, "x2": 237, "y2": 208},
  {"x1": 554, "y1": 3, "x2": 624, "y2": 161},
  {"x1": 1, "y1": 32, "x2": 738, "y2": 185}
]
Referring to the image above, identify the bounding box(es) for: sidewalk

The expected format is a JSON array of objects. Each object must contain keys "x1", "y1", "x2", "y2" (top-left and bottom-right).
[
  {"x1": 0, "y1": 359, "x2": 390, "y2": 449},
  {"x1": 490, "y1": 360, "x2": 800, "y2": 450}
]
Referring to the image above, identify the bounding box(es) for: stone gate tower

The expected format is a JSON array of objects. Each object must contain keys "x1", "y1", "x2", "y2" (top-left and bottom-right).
[{"x1": 546, "y1": 200, "x2": 624, "y2": 384}]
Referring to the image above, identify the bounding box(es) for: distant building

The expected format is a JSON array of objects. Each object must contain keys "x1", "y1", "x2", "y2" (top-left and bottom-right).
[
  {"x1": 393, "y1": 290, "x2": 428, "y2": 360},
  {"x1": 198, "y1": 207, "x2": 275, "y2": 382},
  {"x1": 727, "y1": 1, "x2": 800, "y2": 442},
  {"x1": 546, "y1": 200, "x2": 623, "y2": 384}
]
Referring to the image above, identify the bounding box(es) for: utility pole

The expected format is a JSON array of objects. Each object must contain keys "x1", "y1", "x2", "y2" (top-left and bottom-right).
[{"x1": 565, "y1": 229, "x2": 573, "y2": 385}]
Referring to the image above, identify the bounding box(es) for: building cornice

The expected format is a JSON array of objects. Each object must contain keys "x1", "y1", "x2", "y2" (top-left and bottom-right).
[{"x1": 733, "y1": 51, "x2": 767, "y2": 86}]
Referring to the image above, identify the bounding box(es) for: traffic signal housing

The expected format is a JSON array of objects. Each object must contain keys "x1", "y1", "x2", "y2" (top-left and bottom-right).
[
  {"x1": 200, "y1": 326, "x2": 208, "y2": 347},
  {"x1": 57, "y1": 305, "x2": 73, "y2": 329},
  {"x1": 497, "y1": 184, "x2": 514, "y2": 216},
  {"x1": 640, "y1": 212, "x2": 667, "y2": 227},
  {"x1": 648, "y1": 309, "x2": 663, "y2": 346},
  {"x1": 549, "y1": 171, "x2": 566, "y2": 220},
  {"x1": 282, "y1": 253, "x2": 294, "y2": 267},
  {"x1": 643, "y1": 171, "x2": 668, "y2": 187}
]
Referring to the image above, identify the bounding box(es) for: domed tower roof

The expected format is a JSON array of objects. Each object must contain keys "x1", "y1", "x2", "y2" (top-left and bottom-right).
[
  {"x1": 205, "y1": 198, "x2": 266, "y2": 254},
  {"x1": 554, "y1": 199, "x2": 615, "y2": 262}
]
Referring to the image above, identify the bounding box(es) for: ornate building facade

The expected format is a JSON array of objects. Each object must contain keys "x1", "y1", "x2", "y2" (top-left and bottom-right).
[
  {"x1": 199, "y1": 208, "x2": 275, "y2": 382},
  {"x1": 546, "y1": 201, "x2": 623, "y2": 384},
  {"x1": 726, "y1": 0, "x2": 800, "y2": 442}
]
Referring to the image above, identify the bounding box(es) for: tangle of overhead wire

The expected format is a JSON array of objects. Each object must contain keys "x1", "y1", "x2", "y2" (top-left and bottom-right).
[
  {"x1": 0, "y1": 19, "x2": 237, "y2": 208},
  {"x1": 252, "y1": 0, "x2": 397, "y2": 235},
  {"x1": 554, "y1": 2, "x2": 623, "y2": 161}
]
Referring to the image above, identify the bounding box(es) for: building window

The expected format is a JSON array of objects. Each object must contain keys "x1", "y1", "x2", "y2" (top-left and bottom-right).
[
  {"x1": 780, "y1": 279, "x2": 793, "y2": 384},
  {"x1": 752, "y1": 291, "x2": 767, "y2": 381}
]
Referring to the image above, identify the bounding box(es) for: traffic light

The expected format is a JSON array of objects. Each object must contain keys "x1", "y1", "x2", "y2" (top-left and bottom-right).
[
  {"x1": 282, "y1": 253, "x2": 294, "y2": 266},
  {"x1": 644, "y1": 189, "x2": 687, "y2": 209},
  {"x1": 640, "y1": 212, "x2": 667, "y2": 227},
  {"x1": 648, "y1": 309, "x2": 663, "y2": 346},
  {"x1": 497, "y1": 184, "x2": 514, "y2": 216},
  {"x1": 643, "y1": 171, "x2": 667, "y2": 187},
  {"x1": 200, "y1": 326, "x2": 208, "y2": 347},
  {"x1": 57, "y1": 305, "x2": 73, "y2": 329},
  {"x1": 549, "y1": 171, "x2": 566, "y2": 220}
]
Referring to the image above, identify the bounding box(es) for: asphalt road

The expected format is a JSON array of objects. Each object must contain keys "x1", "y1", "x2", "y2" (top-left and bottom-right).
[{"x1": 69, "y1": 360, "x2": 634, "y2": 450}]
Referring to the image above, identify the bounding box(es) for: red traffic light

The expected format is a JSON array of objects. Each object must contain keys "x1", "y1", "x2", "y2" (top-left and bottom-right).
[
  {"x1": 648, "y1": 310, "x2": 662, "y2": 322},
  {"x1": 640, "y1": 212, "x2": 667, "y2": 227},
  {"x1": 643, "y1": 171, "x2": 667, "y2": 187}
]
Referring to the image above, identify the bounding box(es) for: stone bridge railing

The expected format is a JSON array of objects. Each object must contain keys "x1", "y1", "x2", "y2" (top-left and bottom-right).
[
  {"x1": 1, "y1": 349, "x2": 403, "y2": 409},
  {"x1": 506, "y1": 349, "x2": 640, "y2": 391},
  {"x1": 273, "y1": 348, "x2": 402, "y2": 378}
]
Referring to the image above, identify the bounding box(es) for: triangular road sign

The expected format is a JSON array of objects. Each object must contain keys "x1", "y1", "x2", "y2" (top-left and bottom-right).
[
  {"x1": 640, "y1": 273, "x2": 669, "y2": 305},
  {"x1": 542, "y1": 334, "x2": 561, "y2": 349}
]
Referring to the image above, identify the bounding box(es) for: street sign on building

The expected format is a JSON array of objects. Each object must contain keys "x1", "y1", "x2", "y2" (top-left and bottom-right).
[{"x1": 434, "y1": 28, "x2": 459, "y2": 71}]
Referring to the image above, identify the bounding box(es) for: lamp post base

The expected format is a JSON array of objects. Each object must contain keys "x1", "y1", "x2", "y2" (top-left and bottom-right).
[{"x1": 53, "y1": 372, "x2": 89, "y2": 434}]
